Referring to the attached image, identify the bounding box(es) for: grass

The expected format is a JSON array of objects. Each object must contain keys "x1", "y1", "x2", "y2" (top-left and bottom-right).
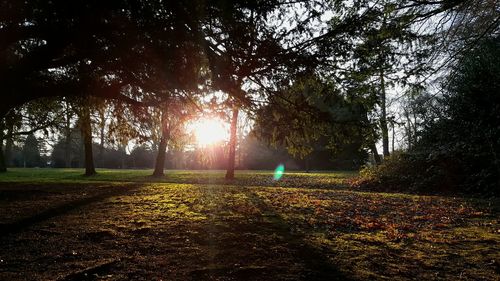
[
  {"x1": 0, "y1": 168, "x2": 356, "y2": 188},
  {"x1": 0, "y1": 168, "x2": 498, "y2": 280}
]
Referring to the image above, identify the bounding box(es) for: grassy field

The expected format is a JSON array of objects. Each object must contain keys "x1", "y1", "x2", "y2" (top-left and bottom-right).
[
  {"x1": 0, "y1": 168, "x2": 498, "y2": 280},
  {"x1": 0, "y1": 168, "x2": 356, "y2": 187}
]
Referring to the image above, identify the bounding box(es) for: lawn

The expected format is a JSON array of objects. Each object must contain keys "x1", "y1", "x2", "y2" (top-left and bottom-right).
[{"x1": 0, "y1": 169, "x2": 498, "y2": 280}]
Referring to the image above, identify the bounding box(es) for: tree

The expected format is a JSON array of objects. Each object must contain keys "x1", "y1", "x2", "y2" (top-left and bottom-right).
[
  {"x1": 77, "y1": 97, "x2": 96, "y2": 176},
  {"x1": 225, "y1": 107, "x2": 239, "y2": 179},
  {"x1": 152, "y1": 102, "x2": 171, "y2": 177},
  {"x1": 254, "y1": 75, "x2": 369, "y2": 167},
  {"x1": 0, "y1": 98, "x2": 64, "y2": 171},
  {"x1": 129, "y1": 145, "x2": 155, "y2": 169},
  {"x1": 419, "y1": 35, "x2": 500, "y2": 193},
  {"x1": 0, "y1": 0, "x2": 214, "y2": 174},
  {"x1": 51, "y1": 127, "x2": 84, "y2": 168},
  {"x1": 3, "y1": 0, "x2": 496, "y2": 174},
  {"x1": 93, "y1": 100, "x2": 113, "y2": 168},
  {"x1": 152, "y1": 100, "x2": 194, "y2": 177},
  {"x1": 202, "y1": 1, "x2": 325, "y2": 178},
  {"x1": 324, "y1": 1, "x2": 432, "y2": 160},
  {"x1": 60, "y1": 98, "x2": 77, "y2": 168},
  {"x1": 359, "y1": 35, "x2": 500, "y2": 195},
  {"x1": 22, "y1": 134, "x2": 41, "y2": 168},
  {"x1": 309, "y1": 0, "x2": 499, "y2": 163}
]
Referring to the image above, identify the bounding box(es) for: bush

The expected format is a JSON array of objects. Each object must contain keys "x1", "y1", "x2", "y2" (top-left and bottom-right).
[{"x1": 355, "y1": 151, "x2": 475, "y2": 195}]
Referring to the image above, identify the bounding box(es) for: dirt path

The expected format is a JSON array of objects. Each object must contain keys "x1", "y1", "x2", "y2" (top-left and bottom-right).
[{"x1": 0, "y1": 183, "x2": 348, "y2": 280}]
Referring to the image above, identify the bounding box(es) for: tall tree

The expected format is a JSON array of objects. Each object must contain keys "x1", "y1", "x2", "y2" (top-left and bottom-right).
[
  {"x1": 202, "y1": 1, "x2": 324, "y2": 178},
  {"x1": 343, "y1": 1, "x2": 427, "y2": 159},
  {"x1": 225, "y1": 106, "x2": 239, "y2": 179},
  {"x1": 61, "y1": 99, "x2": 76, "y2": 168},
  {"x1": 152, "y1": 102, "x2": 170, "y2": 177},
  {"x1": 22, "y1": 134, "x2": 41, "y2": 168},
  {"x1": 0, "y1": 0, "x2": 209, "y2": 139},
  {"x1": 93, "y1": 100, "x2": 112, "y2": 168},
  {"x1": 151, "y1": 99, "x2": 193, "y2": 177},
  {"x1": 254, "y1": 75, "x2": 370, "y2": 166},
  {"x1": 361, "y1": 35, "x2": 500, "y2": 195},
  {"x1": 0, "y1": 99, "x2": 64, "y2": 171},
  {"x1": 78, "y1": 97, "x2": 96, "y2": 176}
]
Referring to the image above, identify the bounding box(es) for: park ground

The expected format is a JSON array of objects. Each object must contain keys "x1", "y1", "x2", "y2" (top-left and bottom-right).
[{"x1": 0, "y1": 169, "x2": 498, "y2": 280}]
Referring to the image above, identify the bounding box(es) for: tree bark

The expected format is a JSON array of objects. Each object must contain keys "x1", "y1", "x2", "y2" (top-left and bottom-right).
[
  {"x1": 4, "y1": 120, "x2": 14, "y2": 167},
  {"x1": 81, "y1": 101, "x2": 96, "y2": 176},
  {"x1": 64, "y1": 134, "x2": 72, "y2": 167},
  {"x1": 225, "y1": 107, "x2": 239, "y2": 180},
  {"x1": 152, "y1": 104, "x2": 169, "y2": 177},
  {"x1": 404, "y1": 109, "x2": 412, "y2": 150},
  {"x1": 363, "y1": 109, "x2": 382, "y2": 165},
  {"x1": 0, "y1": 130, "x2": 5, "y2": 173},
  {"x1": 98, "y1": 109, "x2": 105, "y2": 168},
  {"x1": 370, "y1": 140, "x2": 382, "y2": 165},
  {"x1": 391, "y1": 122, "x2": 395, "y2": 153},
  {"x1": 380, "y1": 69, "x2": 390, "y2": 158},
  {"x1": 153, "y1": 137, "x2": 167, "y2": 177},
  {"x1": 64, "y1": 108, "x2": 72, "y2": 168},
  {"x1": 0, "y1": 110, "x2": 7, "y2": 172}
]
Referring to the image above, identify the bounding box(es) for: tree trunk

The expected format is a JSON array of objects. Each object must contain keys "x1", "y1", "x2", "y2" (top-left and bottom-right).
[
  {"x1": 391, "y1": 122, "x2": 395, "y2": 153},
  {"x1": 0, "y1": 132, "x2": 5, "y2": 173},
  {"x1": 225, "y1": 107, "x2": 239, "y2": 180},
  {"x1": 369, "y1": 123, "x2": 382, "y2": 165},
  {"x1": 153, "y1": 137, "x2": 167, "y2": 177},
  {"x1": 405, "y1": 109, "x2": 412, "y2": 150},
  {"x1": 98, "y1": 108, "x2": 105, "y2": 168},
  {"x1": 363, "y1": 110, "x2": 382, "y2": 165},
  {"x1": 119, "y1": 145, "x2": 126, "y2": 169},
  {"x1": 380, "y1": 69, "x2": 390, "y2": 158},
  {"x1": 370, "y1": 140, "x2": 382, "y2": 165},
  {"x1": 63, "y1": 100, "x2": 73, "y2": 168},
  {"x1": 0, "y1": 150, "x2": 5, "y2": 172},
  {"x1": 81, "y1": 102, "x2": 96, "y2": 176},
  {"x1": 0, "y1": 110, "x2": 7, "y2": 172},
  {"x1": 4, "y1": 120, "x2": 14, "y2": 167},
  {"x1": 153, "y1": 104, "x2": 169, "y2": 177},
  {"x1": 64, "y1": 134, "x2": 72, "y2": 167},
  {"x1": 412, "y1": 110, "x2": 418, "y2": 145}
]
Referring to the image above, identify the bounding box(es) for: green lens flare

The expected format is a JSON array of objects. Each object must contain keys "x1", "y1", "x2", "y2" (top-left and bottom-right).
[{"x1": 273, "y1": 164, "x2": 285, "y2": 180}]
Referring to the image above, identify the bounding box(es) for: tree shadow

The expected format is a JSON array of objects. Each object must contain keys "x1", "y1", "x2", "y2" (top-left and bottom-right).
[
  {"x1": 188, "y1": 186, "x2": 352, "y2": 280},
  {"x1": 242, "y1": 188, "x2": 352, "y2": 281},
  {"x1": 0, "y1": 182, "x2": 351, "y2": 280},
  {"x1": 0, "y1": 184, "x2": 140, "y2": 237}
]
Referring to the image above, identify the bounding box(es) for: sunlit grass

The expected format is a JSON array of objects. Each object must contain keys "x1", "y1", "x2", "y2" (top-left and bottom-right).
[{"x1": 0, "y1": 168, "x2": 357, "y2": 188}]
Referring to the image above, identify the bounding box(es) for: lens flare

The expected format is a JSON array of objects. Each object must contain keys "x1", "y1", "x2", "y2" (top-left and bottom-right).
[{"x1": 273, "y1": 164, "x2": 285, "y2": 180}]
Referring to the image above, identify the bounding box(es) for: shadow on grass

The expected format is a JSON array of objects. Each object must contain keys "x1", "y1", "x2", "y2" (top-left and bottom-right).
[
  {"x1": 0, "y1": 182, "x2": 351, "y2": 280},
  {"x1": 237, "y1": 188, "x2": 351, "y2": 281},
  {"x1": 0, "y1": 184, "x2": 140, "y2": 237},
  {"x1": 191, "y1": 188, "x2": 353, "y2": 280}
]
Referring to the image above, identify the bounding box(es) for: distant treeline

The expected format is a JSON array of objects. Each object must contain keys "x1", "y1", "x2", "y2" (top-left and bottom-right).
[{"x1": 8, "y1": 133, "x2": 364, "y2": 171}]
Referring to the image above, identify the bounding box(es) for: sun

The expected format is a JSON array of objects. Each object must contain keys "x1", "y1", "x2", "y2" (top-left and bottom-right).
[{"x1": 190, "y1": 118, "x2": 228, "y2": 146}]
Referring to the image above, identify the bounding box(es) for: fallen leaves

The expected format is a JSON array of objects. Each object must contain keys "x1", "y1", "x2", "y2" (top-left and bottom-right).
[{"x1": 254, "y1": 187, "x2": 500, "y2": 280}]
